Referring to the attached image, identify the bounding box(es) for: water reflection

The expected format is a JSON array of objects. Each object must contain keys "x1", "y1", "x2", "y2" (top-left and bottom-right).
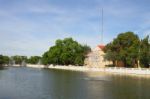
[
  {"x1": 41, "y1": 70, "x2": 113, "y2": 99},
  {"x1": 41, "y1": 70, "x2": 89, "y2": 99},
  {"x1": 109, "y1": 74, "x2": 150, "y2": 99},
  {"x1": 0, "y1": 67, "x2": 150, "y2": 99}
]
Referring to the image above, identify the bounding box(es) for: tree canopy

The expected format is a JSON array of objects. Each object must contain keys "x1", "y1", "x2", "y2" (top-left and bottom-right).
[
  {"x1": 42, "y1": 38, "x2": 91, "y2": 66},
  {"x1": 11, "y1": 56, "x2": 27, "y2": 65},
  {"x1": 0, "y1": 55, "x2": 9, "y2": 67},
  {"x1": 140, "y1": 36, "x2": 150, "y2": 67},
  {"x1": 27, "y1": 56, "x2": 41, "y2": 64},
  {"x1": 104, "y1": 32, "x2": 150, "y2": 68}
]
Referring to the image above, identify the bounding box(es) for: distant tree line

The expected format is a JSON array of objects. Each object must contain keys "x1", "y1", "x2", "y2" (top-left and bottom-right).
[
  {"x1": 27, "y1": 56, "x2": 41, "y2": 64},
  {"x1": 104, "y1": 32, "x2": 150, "y2": 68},
  {"x1": 0, "y1": 55, "x2": 42, "y2": 67},
  {"x1": 11, "y1": 56, "x2": 28, "y2": 65},
  {"x1": 0, "y1": 55, "x2": 9, "y2": 67}
]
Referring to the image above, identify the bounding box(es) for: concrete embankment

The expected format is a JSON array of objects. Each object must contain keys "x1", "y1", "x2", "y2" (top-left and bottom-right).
[
  {"x1": 26, "y1": 64, "x2": 45, "y2": 68},
  {"x1": 7, "y1": 64, "x2": 150, "y2": 75},
  {"x1": 48, "y1": 66, "x2": 150, "y2": 75}
]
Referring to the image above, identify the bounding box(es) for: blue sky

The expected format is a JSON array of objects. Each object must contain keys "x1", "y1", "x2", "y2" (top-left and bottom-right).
[{"x1": 0, "y1": 0, "x2": 150, "y2": 56}]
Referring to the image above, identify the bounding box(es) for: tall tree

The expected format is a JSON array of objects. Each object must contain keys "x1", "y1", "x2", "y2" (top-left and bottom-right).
[
  {"x1": 42, "y1": 38, "x2": 91, "y2": 65},
  {"x1": 104, "y1": 32, "x2": 140, "y2": 67},
  {"x1": 140, "y1": 36, "x2": 150, "y2": 67}
]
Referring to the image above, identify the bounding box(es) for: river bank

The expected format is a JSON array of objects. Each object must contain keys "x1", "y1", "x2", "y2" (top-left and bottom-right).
[
  {"x1": 48, "y1": 66, "x2": 150, "y2": 75},
  {"x1": 6, "y1": 64, "x2": 150, "y2": 76}
]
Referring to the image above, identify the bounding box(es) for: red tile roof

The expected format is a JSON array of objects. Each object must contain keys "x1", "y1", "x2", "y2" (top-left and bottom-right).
[{"x1": 97, "y1": 45, "x2": 105, "y2": 50}]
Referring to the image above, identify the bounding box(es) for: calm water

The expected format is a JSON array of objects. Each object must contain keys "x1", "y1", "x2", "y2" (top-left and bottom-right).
[{"x1": 0, "y1": 67, "x2": 150, "y2": 99}]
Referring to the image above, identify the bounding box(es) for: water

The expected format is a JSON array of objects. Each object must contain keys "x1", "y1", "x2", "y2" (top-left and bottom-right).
[{"x1": 0, "y1": 67, "x2": 150, "y2": 99}]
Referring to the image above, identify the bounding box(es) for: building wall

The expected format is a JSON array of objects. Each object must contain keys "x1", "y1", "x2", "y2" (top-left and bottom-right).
[{"x1": 84, "y1": 46, "x2": 112, "y2": 68}]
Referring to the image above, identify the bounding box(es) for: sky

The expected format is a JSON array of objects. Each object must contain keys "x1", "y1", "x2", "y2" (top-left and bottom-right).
[{"x1": 0, "y1": 0, "x2": 150, "y2": 57}]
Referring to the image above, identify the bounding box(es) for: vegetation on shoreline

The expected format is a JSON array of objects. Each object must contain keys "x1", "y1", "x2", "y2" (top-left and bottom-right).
[
  {"x1": 104, "y1": 32, "x2": 150, "y2": 68},
  {"x1": 0, "y1": 55, "x2": 9, "y2": 67},
  {"x1": 0, "y1": 32, "x2": 149, "y2": 68},
  {"x1": 42, "y1": 38, "x2": 91, "y2": 66},
  {"x1": 0, "y1": 55, "x2": 42, "y2": 66},
  {"x1": 11, "y1": 56, "x2": 27, "y2": 65},
  {"x1": 27, "y1": 56, "x2": 41, "y2": 64}
]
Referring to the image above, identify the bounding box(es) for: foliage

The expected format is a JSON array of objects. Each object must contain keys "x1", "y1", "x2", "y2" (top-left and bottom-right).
[
  {"x1": 2, "y1": 56, "x2": 9, "y2": 65},
  {"x1": 42, "y1": 38, "x2": 91, "y2": 65},
  {"x1": 11, "y1": 56, "x2": 27, "y2": 64},
  {"x1": 42, "y1": 51, "x2": 49, "y2": 65},
  {"x1": 0, "y1": 55, "x2": 4, "y2": 65},
  {"x1": 27, "y1": 56, "x2": 41, "y2": 64},
  {"x1": 0, "y1": 55, "x2": 9, "y2": 66},
  {"x1": 140, "y1": 36, "x2": 150, "y2": 67},
  {"x1": 104, "y1": 32, "x2": 140, "y2": 67}
]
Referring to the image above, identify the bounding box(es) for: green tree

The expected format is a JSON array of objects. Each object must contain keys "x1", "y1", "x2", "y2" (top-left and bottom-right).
[
  {"x1": 0, "y1": 55, "x2": 9, "y2": 67},
  {"x1": 27, "y1": 56, "x2": 41, "y2": 64},
  {"x1": 42, "y1": 38, "x2": 91, "y2": 65},
  {"x1": 42, "y1": 51, "x2": 50, "y2": 65},
  {"x1": 140, "y1": 36, "x2": 150, "y2": 67},
  {"x1": 3, "y1": 56, "x2": 9, "y2": 65},
  {"x1": 104, "y1": 32, "x2": 140, "y2": 67},
  {"x1": 74, "y1": 55, "x2": 84, "y2": 66},
  {"x1": 0, "y1": 55, "x2": 4, "y2": 66},
  {"x1": 11, "y1": 56, "x2": 27, "y2": 64}
]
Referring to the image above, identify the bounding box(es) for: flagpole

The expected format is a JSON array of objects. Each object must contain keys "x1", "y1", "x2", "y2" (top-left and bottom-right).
[{"x1": 101, "y1": 8, "x2": 103, "y2": 45}]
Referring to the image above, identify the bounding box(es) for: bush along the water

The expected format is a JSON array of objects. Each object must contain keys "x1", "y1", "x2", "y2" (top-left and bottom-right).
[{"x1": 0, "y1": 55, "x2": 9, "y2": 67}]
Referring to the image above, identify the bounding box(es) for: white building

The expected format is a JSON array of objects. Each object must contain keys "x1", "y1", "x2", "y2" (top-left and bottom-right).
[{"x1": 84, "y1": 45, "x2": 112, "y2": 68}]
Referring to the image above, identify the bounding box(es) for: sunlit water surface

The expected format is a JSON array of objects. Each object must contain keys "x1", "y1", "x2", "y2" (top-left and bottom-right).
[{"x1": 0, "y1": 67, "x2": 150, "y2": 99}]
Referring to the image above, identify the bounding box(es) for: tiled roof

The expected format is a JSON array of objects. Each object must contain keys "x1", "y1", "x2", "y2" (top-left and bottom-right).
[{"x1": 97, "y1": 44, "x2": 105, "y2": 50}]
